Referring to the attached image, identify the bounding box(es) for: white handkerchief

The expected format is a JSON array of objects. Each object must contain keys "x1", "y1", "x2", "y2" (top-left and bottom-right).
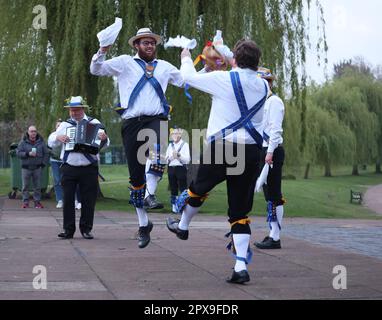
[
  {"x1": 255, "y1": 164, "x2": 270, "y2": 193},
  {"x1": 97, "y1": 17, "x2": 123, "y2": 47},
  {"x1": 164, "y1": 35, "x2": 197, "y2": 50}
]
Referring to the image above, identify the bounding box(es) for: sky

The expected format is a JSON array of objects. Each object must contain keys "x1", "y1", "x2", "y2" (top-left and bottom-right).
[{"x1": 305, "y1": 0, "x2": 382, "y2": 84}]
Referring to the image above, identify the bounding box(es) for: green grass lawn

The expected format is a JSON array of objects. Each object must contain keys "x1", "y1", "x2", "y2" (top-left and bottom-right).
[{"x1": 1, "y1": 165, "x2": 382, "y2": 219}]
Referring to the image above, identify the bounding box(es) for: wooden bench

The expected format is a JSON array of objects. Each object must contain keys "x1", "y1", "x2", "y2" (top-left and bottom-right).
[{"x1": 350, "y1": 190, "x2": 363, "y2": 204}]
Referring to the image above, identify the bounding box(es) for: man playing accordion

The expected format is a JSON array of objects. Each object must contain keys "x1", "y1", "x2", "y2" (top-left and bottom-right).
[{"x1": 51, "y1": 96, "x2": 109, "y2": 240}]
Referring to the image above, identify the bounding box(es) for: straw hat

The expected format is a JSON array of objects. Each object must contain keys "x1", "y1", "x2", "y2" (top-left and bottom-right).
[
  {"x1": 64, "y1": 96, "x2": 89, "y2": 108},
  {"x1": 128, "y1": 27, "x2": 162, "y2": 48}
]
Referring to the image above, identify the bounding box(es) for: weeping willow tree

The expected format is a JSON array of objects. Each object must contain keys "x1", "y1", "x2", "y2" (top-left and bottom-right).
[
  {"x1": 304, "y1": 99, "x2": 356, "y2": 177},
  {"x1": 0, "y1": 0, "x2": 326, "y2": 158},
  {"x1": 311, "y1": 80, "x2": 379, "y2": 176}
]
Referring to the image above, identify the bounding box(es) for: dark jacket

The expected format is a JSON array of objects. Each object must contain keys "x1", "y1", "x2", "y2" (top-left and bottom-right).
[{"x1": 16, "y1": 132, "x2": 50, "y2": 170}]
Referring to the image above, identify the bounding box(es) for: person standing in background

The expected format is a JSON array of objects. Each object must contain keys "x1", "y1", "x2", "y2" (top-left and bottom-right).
[
  {"x1": 165, "y1": 126, "x2": 190, "y2": 213},
  {"x1": 17, "y1": 125, "x2": 49, "y2": 209},
  {"x1": 48, "y1": 120, "x2": 64, "y2": 209}
]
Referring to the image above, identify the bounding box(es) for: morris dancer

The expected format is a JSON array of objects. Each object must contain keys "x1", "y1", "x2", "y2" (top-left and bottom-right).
[
  {"x1": 90, "y1": 27, "x2": 184, "y2": 248},
  {"x1": 166, "y1": 40, "x2": 269, "y2": 284},
  {"x1": 254, "y1": 68, "x2": 285, "y2": 250},
  {"x1": 165, "y1": 126, "x2": 191, "y2": 213}
]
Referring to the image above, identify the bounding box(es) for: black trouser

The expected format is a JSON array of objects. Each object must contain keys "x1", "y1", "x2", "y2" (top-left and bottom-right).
[
  {"x1": 188, "y1": 141, "x2": 261, "y2": 234},
  {"x1": 60, "y1": 163, "x2": 98, "y2": 234},
  {"x1": 168, "y1": 166, "x2": 188, "y2": 196},
  {"x1": 260, "y1": 146, "x2": 285, "y2": 203},
  {"x1": 121, "y1": 115, "x2": 167, "y2": 187}
]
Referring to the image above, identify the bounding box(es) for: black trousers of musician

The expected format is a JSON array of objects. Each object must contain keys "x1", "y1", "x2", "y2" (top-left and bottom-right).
[
  {"x1": 121, "y1": 115, "x2": 168, "y2": 187},
  {"x1": 188, "y1": 141, "x2": 261, "y2": 234},
  {"x1": 261, "y1": 146, "x2": 285, "y2": 203},
  {"x1": 60, "y1": 163, "x2": 98, "y2": 234},
  {"x1": 168, "y1": 165, "x2": 188, "y2": 196}
]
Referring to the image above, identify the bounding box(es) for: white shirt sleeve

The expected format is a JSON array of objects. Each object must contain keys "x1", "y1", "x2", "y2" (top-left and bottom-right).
[
  {"x1": 180, "y1": 56, "x2": 226, "y2": 96},
  {"x1": 267, "y1": 97, "x2": 285, "y2": 153},
  {"x1": 178, "y1": 142, "x2": 191, "y2": 164},
  {"x1": 167, "y1": 62, "x2": 186, "y2": 88},
  {"x1": 49, "y1": 123, "x2": 67, "y2": 148},
  {"x1": 90, "y1": 51, "x2": 128, "y2": 77},
  {"x1": 48, "y1": 132, "x2": 57, "y2": 148},
  {"x1": 165, "y1": 145, "x2": 172, "y2": 162}
]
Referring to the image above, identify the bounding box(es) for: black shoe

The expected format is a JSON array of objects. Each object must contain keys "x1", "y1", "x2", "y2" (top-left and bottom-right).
[
  {"x1": 226, "y1": 270, "x2": 250, "y2": 284},
  {"x1": 137, "y1": 220, "x2": 154, "y2": 248},
  {"x1": 166, "y1": 217, "x2": 189, "y2": 240},
  {"x1": 144, "y1": 195, "x2": 164, "y2": 210},
  {"x1": 81, "y1": 231, "x2": 94, "y2": 240},
  {"x1": 254, "y1": 237, "x2": 281, "y2": 249},
  {"x1": 58, "y1": 231, "x2": 74, "y2": 239}
]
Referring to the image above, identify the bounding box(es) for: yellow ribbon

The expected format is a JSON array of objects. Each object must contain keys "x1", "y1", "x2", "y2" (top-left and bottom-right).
[
  {"x1": 187, "y1": 189, "x2": 208, "y2": 201},
  {"x1": 193, "y1": 54, "x2": 206, "y2": 67},
  {"x1": 230, "y1": 218, "x2": 251, "y2": 227}
]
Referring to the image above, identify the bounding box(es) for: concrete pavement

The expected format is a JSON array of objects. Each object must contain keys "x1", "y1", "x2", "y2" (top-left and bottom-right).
[{"x1": 0, "y1": 197, "x2": 381, "y2": 300}]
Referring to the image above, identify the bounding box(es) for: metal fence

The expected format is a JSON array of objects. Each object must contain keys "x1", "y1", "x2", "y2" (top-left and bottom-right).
[{"x1": 99, "y1": 145, "x2": 127, "y2": 165}]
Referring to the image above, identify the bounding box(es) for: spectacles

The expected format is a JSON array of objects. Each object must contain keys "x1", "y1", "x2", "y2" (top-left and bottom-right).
[{"x1": 140, "y1": 40, "x2": 156, "y2": 47}]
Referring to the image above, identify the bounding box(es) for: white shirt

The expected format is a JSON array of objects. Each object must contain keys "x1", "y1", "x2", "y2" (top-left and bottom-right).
[
  {"x1": 181, "y1": 56, "x2": 269, "y2": 144},
  {"x1": 47, "y1": 132, "x2": 63, "y2": 162},
  {"x1": 49, "y1": 115, "x2": 110, "y2": 166},
  {"x1": 90, "y1": 52, "x2": 185, "y2": 119},
  {"x1": 165, "y1": 139, "x2": 191, "y2": 166},
  {"x1": 261, "y1": 94, "x2": 284, "y2": 153}
]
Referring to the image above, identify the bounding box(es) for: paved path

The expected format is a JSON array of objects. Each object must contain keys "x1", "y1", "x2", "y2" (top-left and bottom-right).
[
  {"x1": 0, "y1": 198, "x2": 382, "y2": 300},
  {"x1": 364, "y1": 184, "x2": 382, "y2": 215}
]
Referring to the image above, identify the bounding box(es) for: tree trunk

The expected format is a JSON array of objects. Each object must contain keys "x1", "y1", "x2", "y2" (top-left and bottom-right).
[
  {"x1": 352, "y1": 164, "x2": 359, "y2": 176},
  {"x1": 376, "y1": 162, "x2": 382, "y2": 174},
  {"x1": 304, "y1": 163, "x2": 310, "y2": 179},
  {"x1": 324, "y1": 163, "x2": 332, "y2": 177}
]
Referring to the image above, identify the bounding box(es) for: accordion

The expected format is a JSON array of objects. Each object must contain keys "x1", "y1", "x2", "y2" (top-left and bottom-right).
[{"x1": 65, "y1": 120, "x2": 103, "y2": 155}]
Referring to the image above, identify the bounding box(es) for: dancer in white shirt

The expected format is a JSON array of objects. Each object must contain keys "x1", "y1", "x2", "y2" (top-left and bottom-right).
[
  {"x1": 166, "y1": 40, "x2": 269, "y2": 284},
  {"x1": 90, "y1": 28, "x2": 184, "y2": 248},
  {"x1": 254, "y1": 67, "x2": 285, "y2": 250},
  {"x1": 165, "y1": 127, "x2": 191, "y2": 213}
]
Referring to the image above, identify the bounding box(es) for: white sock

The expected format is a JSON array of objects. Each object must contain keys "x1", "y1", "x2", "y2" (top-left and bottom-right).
[
  {"x1": 233, "y1": 234, "x2": 250, "y2": 272},
  {"x1": 178, "y1": 204, "x2": 199, "y2": 230},
  {"x1": 145, "y1": 173, "x2": 160, "y2": 198},
  {"x1": 269, "y1": 205, "x2": 284, "y2": 241},
  {"x1": 136, "y1": 207, "x2": 149, "y2": 227}
]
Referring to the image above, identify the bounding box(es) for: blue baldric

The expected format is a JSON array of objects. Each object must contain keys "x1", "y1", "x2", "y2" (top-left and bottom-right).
[
  {"x1": 115, "y1": 59, "x2": 171, "y2": 117},
  {"x1": 209, "y1": 72, "x2": 268, "y2": 145}
]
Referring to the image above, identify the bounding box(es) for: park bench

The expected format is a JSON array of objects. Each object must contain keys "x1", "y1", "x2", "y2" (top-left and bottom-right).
[{"x1": 350, "y1": 190, "x2": 363, "y2": 204}]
